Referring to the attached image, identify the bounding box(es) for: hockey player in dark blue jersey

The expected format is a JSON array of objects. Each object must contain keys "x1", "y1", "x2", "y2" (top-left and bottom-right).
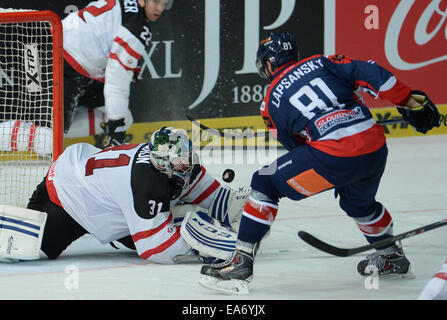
[{"x1": 199, "y1": 32, "x2": 441, "y2": 294}]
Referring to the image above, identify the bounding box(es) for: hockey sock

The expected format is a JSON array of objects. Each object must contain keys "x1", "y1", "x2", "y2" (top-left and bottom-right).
[
  {"x1": 355, "y1": 203, "x2": 394, "y2": 250},
  {"x1": 236, "y1": 197, "x2": 278, "y2": 248}
]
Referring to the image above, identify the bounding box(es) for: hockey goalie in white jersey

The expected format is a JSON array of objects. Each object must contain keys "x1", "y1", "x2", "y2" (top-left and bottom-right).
[
  {"x1": 0, "y1": 0, "x2": 174, "y2": 153},
  {"x1": 0, "y1": 127, "x2": 249, "y2": 264}
]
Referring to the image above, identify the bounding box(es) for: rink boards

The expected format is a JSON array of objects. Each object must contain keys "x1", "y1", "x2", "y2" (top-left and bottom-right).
[{"x1": 63, "y1": 104, "x2": 447, "y2": 148}]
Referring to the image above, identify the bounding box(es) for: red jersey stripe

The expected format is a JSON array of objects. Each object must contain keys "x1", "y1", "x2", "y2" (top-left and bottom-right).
[
  {"x1": 132, "y1": 214, "x2": 173, "y2": 242},
  {"x1": 139, "y1": 227, "x2": 181, "y2": 259},
  {"x1": 310, "y1": 124, "x2": 386, "y2": 157},
  {"x1": 113, "y1": 37, "x2": 142, "y2": 60},
  {"x1": 64, "y1": 50, "x2": 105, "y2": 83},
  {"x1": 192, "y1": 180, "x2": 221, "y2": 204},
  {"x1": 109, "y1": 53, "x2": 141, "y2": 72},
  {"x1": 355, "y1": 80, "x2": 377, "y2": 94},
  {"x1": 46, "y1": 164, "x2": 63, "y2": 208},
  {"x1": 379, "y1": 79, "x2": 411, "y2": 106},
  {"x1": 180, "y1": 166, "x2": 207, "y2": 200}
]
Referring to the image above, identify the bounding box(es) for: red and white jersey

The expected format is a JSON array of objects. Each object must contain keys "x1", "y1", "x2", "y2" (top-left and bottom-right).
[
  {"x1": 45, "y1": 143, "x2": 222, "y2": 264},
  {"x1": 63, "y1": 0, "x2": 151, "y2": 120},
  {"x1": 419, "y1": 260, "x2": 447, "y2": 300}
]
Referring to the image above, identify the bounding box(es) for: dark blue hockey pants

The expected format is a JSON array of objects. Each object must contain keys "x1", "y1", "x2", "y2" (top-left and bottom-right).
[{"x1": 250, "y1": 143, "x2": 388, "y2": 219}]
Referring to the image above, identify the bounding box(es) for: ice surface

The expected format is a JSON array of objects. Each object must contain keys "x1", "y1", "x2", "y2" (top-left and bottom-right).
[{"x1": 0, "y1": 135, "x2": 446, "y2": 301}]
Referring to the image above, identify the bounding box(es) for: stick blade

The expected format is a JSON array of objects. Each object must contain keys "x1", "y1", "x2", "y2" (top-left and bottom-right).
[
  {"x1": 298, "y1": 231, "x2": 350, "y2": 257},
  {"x1": 298, "y1": 219, "x2": 447, "y2": 258}
]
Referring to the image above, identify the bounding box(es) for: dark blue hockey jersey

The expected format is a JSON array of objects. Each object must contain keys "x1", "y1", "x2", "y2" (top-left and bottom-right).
[{"x1": 260, "y1": 54, "x2": 411, "y2": 157}]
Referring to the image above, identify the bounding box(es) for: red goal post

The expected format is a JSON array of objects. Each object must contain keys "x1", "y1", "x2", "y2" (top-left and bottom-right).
[{"x1": 0, "y1": 9, "x2": 63, "y2": 207}]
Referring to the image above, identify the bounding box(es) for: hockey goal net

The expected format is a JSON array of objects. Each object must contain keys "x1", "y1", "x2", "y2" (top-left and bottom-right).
[{"x1": 0, "y1": 9, "x2": 63, "y2": 207}]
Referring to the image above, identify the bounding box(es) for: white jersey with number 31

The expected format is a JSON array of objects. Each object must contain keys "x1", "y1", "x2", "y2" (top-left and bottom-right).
[{"x1": 46, "y1": 143, "x2": 221, "y2": 264}]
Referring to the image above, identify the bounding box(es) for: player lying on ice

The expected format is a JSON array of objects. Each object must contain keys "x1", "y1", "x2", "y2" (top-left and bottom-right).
[
  {"x1": 0, "y1": 127, "x2": 249, "y2": 264},
  {"x1": 199, "y1": 32, "x2": 442, "y2": 294}
]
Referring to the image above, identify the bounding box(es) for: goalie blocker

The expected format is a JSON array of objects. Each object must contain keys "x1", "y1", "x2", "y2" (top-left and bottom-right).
[{"x1": 0, "y1": 205, "x2": 47, "y2": 261}]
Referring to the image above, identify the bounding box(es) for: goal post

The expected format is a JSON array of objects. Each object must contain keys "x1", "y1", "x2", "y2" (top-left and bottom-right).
[{"x1": 0, "y1": 9, "x2": 63, "y2": 207}]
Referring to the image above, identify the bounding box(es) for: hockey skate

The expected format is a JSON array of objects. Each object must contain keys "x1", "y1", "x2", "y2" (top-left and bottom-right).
[
  {"x1": 199, "y1": 249, "x2": 254, "y2": 295},
  {"x1": 357, "y1": 242, "x2": 415, "y2": 279}
]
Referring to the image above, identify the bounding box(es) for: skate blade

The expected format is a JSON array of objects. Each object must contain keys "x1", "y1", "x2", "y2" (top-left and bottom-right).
[{"x1": 199, "y1": 275, "x2": 250, "y2": 295}]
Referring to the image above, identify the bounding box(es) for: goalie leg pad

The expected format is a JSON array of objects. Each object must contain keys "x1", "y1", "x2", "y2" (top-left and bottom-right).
[
  {"x1": 180, "y1": 210, "x2": 236, "y2": 260},
  {"x1": 0, "y1": 205, "x2": 47, "y2": 261},
  {"x1": 209, "y1": 186, "x2": 251, "y2": 232},
  {"x1": 171, "y1": 204, "x2": 197, "y2": 226}
]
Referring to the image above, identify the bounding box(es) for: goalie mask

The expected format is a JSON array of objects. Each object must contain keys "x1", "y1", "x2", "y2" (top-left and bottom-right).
[{"x1": 149, "y1": 127, "x2": 198, "y2": 188}]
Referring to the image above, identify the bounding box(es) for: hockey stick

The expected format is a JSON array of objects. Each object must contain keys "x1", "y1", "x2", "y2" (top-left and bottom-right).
[
  {"x1": 376, "y1": 117, "x2": 406, "y2": 125},
  {"x1": 298, "y1": 219, "x2": 447, "y2": 257},
  {"x1": 185, "y1": 114, "x2": 220, "y2": 135},
  {"x1": 186, "y1": 114, "x2": 407, "y2": 137}
]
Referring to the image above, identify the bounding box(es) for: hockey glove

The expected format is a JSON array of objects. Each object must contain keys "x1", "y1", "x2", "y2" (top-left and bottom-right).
[
  {"x1": 397, "y1": 90, "x2": 441, "y2": 134},
  {"x1": 100, "y1": 118, "x2": 126, "y2": 148}
]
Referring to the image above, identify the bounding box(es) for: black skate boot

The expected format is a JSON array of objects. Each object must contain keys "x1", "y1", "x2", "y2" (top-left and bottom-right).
[
  {"x1": 357, "y1": 241, "x2": 415, "y2": 279},
  {"x1": 199, "y1": 243, "x2": 256, "y2": 295}
]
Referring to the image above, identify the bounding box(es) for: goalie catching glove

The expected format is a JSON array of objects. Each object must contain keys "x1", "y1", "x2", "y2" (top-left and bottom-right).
[{"x1": 397, "y1": 90, "x2": 441, "y2": 134}]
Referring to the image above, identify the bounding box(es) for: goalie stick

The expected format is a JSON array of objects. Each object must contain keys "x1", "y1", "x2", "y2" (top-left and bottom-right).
[
  {"x1": 186, "y1": 114, "x2": 406, "y2": 138},
  {"x1": 298, "y1": 219, "x2": 447, "y2": 257}
]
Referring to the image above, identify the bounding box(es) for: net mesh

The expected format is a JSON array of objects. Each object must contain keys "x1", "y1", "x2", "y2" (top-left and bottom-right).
[{"x1": 0, "y1": 9, "x2": 56, "y2": 207}]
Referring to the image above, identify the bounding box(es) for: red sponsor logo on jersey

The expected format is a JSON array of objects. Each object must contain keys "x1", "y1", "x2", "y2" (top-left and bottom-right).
[{"x1": 47, "y1": 163, "x2": 56, "y2": 180}]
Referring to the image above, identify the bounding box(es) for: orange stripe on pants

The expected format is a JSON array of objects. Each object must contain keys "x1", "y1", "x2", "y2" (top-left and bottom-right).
[{"x1": 287, "y1": 169, "x2": 334, "y2": 197}]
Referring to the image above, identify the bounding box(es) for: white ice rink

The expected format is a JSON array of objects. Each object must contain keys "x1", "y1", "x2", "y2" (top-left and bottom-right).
[{"x1": 0, "y1": 134, "x2": 446, "y2": 301}]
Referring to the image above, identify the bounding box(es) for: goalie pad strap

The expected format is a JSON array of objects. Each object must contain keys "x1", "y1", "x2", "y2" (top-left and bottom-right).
[
  {"x1": 0, "y1": 216, "x2": 41, "y2": 237},
  {"x1": 180, "y1": 210, "x2": 236, "y2": 260},
  {"x1": 209, "y1": 186, "x2": 251, "y2": 232}
]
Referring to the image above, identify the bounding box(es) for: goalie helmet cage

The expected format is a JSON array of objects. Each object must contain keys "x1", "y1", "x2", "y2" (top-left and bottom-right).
[{"x1": 0, "y1": 9, "x2": 63, "y2": 207}]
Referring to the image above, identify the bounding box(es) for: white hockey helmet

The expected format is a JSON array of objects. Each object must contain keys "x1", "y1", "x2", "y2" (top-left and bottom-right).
[{"x1": 148, "y1": 127, "x2": 198, "y2": 188}]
